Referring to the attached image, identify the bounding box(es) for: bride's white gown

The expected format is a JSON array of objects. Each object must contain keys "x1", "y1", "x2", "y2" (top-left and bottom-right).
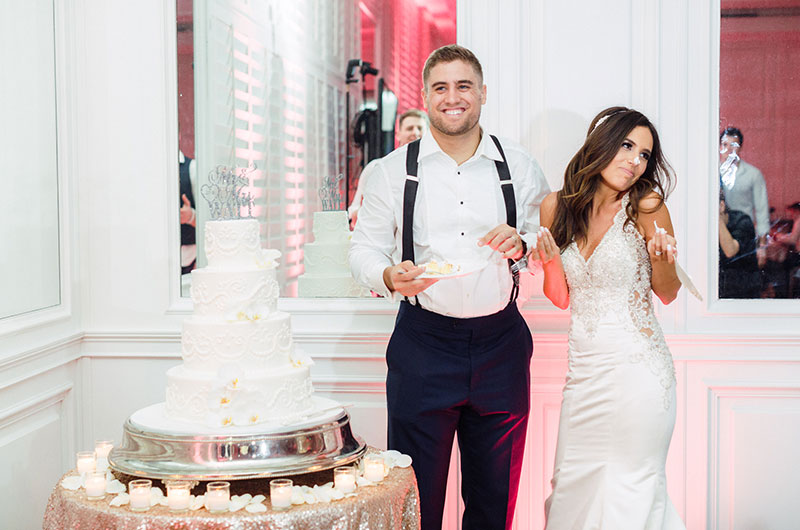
[{"x1": 545, "y1": 194, "x2": 685, "y2": 530}]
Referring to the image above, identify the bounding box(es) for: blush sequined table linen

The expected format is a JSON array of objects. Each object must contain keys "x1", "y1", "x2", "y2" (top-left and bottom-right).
[{"x1": 42, "y1": 465, "x2": 419, "y2": 530}]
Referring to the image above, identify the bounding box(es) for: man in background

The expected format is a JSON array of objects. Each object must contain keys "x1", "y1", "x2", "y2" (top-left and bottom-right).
[
  {"x1": 348, "y1": 109, "x2": 428, "y2": 225},
  {"x1": 719, "y1": 127, "x2": 769, "y2": 246}
]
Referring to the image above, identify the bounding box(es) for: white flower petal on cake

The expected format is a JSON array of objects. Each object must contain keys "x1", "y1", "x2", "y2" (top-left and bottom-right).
[
  {"x1": 246, "y1": 502, "x2": 267, "y2": 513},
  {"x1": 217, "y1": 363, "x2": 244, "y2": 390},
  {"x1": 256, "y1": 249, "x2": 282, "y2": 269},
  {"x1": 289, "y1": 349, "x2": 315, "y2": 368},
  {"x1": 109, "y1": 493, "x2": 130, "y2": 506},
  {"x1": 60, "y1": 476, "x2": 83, "y2": 490}
]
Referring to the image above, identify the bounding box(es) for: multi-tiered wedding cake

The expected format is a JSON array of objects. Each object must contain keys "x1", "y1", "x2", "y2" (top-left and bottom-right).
[
  {"x1": 166, "y1": 217, "x2": 317, "y2": 427},
  {"x1": 111, "y1": 168, "x2": 364, "y2": 479},
  {"x1": 298, "y1": 211, "x2": 371, "y2": 298}
]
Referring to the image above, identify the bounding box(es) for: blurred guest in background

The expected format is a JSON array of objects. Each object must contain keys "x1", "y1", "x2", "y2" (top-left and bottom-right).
[
  {"x1": 719, "y1": 193, "x2": 760, "y2": 298},
  {"x1": 348, "y1": 109, "x2": 428, "y2": 226},
  {"x1": 180, "y1": 149, "x2": 197, "y2": 274},
  {"x1": 719, "y1": 127, "x2": 769, "y2": 246}
]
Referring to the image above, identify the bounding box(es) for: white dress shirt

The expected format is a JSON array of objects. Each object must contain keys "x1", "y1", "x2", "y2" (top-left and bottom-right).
[
  {"x1": 349, "y1": 129, "x2": 550, "y2": 318},
  {"x1": 721, "y1": 159, "x2": 769, "y2": 238}
]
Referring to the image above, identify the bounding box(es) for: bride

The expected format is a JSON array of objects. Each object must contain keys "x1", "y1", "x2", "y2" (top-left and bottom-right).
[{"x1": 535, "y1": 107, "x2": 686, "y2": 529}]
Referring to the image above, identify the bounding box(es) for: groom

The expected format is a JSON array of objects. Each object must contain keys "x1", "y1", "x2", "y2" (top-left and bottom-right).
[{"x1": 349, "y1": 45, "x2": 549, "y2": 530}]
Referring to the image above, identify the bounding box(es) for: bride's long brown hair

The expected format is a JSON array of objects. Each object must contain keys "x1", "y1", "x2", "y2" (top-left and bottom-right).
[{"x1": 551, "y1": 106, "x2": 674, "y2": 250}]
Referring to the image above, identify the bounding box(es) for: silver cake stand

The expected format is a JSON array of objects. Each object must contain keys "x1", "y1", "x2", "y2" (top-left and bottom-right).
[{"x1": 109, "y1": 401, "x2": 367, "y2": 480}]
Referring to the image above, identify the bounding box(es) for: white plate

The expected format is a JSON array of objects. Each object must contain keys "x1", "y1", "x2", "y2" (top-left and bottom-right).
[{"x1": 417, "y1": 260, "x2": 488, "y2": 279}]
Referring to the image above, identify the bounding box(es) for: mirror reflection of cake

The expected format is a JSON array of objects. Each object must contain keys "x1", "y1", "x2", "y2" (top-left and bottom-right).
[{"x1": 298, "y1": 211, "x2": 371, "y2": 297}]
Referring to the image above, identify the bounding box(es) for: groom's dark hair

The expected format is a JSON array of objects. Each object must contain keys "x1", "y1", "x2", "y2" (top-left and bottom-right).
[{"x1": 422, "y1": 45, "x2": 483, "y2": 91}]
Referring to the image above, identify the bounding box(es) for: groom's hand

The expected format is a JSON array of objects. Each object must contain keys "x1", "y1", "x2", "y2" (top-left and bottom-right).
[{"x1": 384, "y1": 261, "x2": 439, "y2": 297}]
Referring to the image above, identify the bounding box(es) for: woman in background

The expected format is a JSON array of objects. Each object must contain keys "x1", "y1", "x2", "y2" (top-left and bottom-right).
[{"x1": 536, "y1": 107, "x2": 685, "y2": 529}]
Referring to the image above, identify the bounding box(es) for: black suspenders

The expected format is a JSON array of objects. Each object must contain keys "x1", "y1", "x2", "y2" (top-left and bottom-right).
[{"x1": 402, "y1": 135, "x2": 521, "y2": 305}]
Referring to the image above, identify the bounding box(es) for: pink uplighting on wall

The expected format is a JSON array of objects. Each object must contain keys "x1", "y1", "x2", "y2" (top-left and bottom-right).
[{"x1": 720, "y1": 4, "x2": 800, "y2": 211}]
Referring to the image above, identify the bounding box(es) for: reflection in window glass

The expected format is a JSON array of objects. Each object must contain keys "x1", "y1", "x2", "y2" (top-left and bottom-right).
[{"x1": 719, "y1": 4, "x2": 800, "y2": 299}]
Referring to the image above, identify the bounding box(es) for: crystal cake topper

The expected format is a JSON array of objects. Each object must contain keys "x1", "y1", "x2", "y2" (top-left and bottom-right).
[
  {"x1": 201, "y1": 165, "x2": 256, "y2": 220},
  {"x1": 318, "y1": 174, "x2": 345, "y2": 211}
]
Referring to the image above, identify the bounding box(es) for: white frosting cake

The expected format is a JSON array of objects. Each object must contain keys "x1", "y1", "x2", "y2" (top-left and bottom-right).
[
  {"x1": 165, "y1": 218, "x2": 316, "y2": 427},
  {"x1": 298, "y1": 211, "x2": 371, "y2": 297}
]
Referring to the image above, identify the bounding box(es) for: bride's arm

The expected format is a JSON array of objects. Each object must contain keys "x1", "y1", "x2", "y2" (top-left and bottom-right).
[
  {"x1": 637, "y1": 193, "x2": 681, "y2": 305},
  {"x1": 537, "y1": 192, "x2": 570, "y2": 310}
]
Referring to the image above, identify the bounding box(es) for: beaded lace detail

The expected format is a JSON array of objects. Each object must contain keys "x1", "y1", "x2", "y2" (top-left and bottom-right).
[{"x1": 561, "y1": 193, "x2": 676, "y2": 407}]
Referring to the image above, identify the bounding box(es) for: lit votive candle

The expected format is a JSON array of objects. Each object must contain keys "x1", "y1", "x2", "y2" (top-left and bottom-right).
[
  {"x1": 270, "y1": 478, "x2": 293, "y2": 509},
  {"x1": 128, "y1": 479, "x2": 152, "y2": 512},
  {"x1": 84, "y1": 471, "x2": 107, "y2": 500},
  {"x1": 205, "y1": 481, "x2": 230, "y2": 513},
  {"x1": 94, "y1": 440, "x2": 113, "y2": 459},
  {"x1": 166, "y1": 480, "x2": 192, "y2": 512},
  {"x1": 334, "y1": 466, "x2": 357, "y2": 493},
  {"x1": 76, "y1": 451, "x2": 96, "y2": 474},
  {"x1": 363, "y1": 455, "x2": 385, "y2": 483}
]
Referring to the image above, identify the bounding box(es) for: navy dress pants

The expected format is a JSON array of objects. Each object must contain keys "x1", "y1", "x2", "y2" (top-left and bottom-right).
[{"x1": 386, "y1": 301, "x2": 533, "y2": 530}]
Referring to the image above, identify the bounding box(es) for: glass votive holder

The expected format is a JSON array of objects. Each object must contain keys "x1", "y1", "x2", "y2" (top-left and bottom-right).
[
  {"x1": 270, "y1": 478, "x2": 293, "y2": 510},
  {"x1": 76, "y1": 451, "x2": 96, "y2": 474},
  {"x1": 94, "y1": 440, "x2": 113, "y2": 459},
  {"x1": 165, "y1": 480, "x2": 192, "y2": 512},
  {"x1": 128, "y1": 479, "x2": 152, "y2": 512},
  {"x1": 333, "y1": 466, "x2": 357, "y2": 493},
  {"x1": 205, "y1": 481, "x2": 230, "y2": 513},
  {"x1": 363, "y1": 454, "x2": 386, "y2": 483},
  {"x1": 84, "y1": 471, "x2": 107, "y2": 500}
]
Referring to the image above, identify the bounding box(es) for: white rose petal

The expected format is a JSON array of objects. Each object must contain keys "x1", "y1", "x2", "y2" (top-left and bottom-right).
[
  {"x1": 61, "y1": 476, "x2": 83, "y2": 491},
  {"x1": 328, "y1": 488, "x2": 345, "y2": 501},
  {"x1": 290, "y1": 487, "x2": 306, "y2": 505},
  {"x1": 109, "y1": 493, "x2": 130, "y2": 507},
  {"x1": 394, "y1": 454, "x2": 413, "y2": 468},
  {"x1": 246, "y1": 503, "x2": 267, "y2": 513},
  {"x1": 106, "y1": 480, "x2": 126, "y2": 494},
  {"x1": 228, "y1": 498, "x2": 248, "y2": 512},
  {"x1": 312, "y1": 485, "x2": 332, "y2": 503},
  {"x1": 356, "y1": 476, "x2": 376, "y2": 487},
  {"x1": 250, "y1": 494, "x2": 266, "y2": 504},
  {"x1": 190, "y1": 495, "x2": 205, "y2": 510}
]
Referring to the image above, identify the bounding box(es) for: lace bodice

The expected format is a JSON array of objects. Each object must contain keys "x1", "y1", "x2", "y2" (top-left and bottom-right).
[{"x1": 561, "y1": 193, "x2": 675, "y2": 404}]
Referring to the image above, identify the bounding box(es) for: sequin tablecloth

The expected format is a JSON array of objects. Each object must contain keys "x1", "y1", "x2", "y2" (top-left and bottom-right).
[{"x1": 42, "y1": 465, "x2": 419, "y2": 530}]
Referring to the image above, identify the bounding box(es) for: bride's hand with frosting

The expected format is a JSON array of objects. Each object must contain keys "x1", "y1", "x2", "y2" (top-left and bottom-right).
[
  {"x1": 534, "y1": 226, "x2": 559, "y2": 264},
  {"x1": 647, "y1": 221, "x2": 677, "y2": 265}
]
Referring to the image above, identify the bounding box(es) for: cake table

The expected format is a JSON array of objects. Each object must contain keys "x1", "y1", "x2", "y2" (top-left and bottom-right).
[{"x1": 42, "y1": 456, "x2": 420, "y2": 530}]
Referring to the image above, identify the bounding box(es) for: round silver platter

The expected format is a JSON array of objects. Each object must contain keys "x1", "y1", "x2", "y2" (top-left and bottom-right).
[{"x1": 109, "y1": 406, "x2": 367, "y2": 480}]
